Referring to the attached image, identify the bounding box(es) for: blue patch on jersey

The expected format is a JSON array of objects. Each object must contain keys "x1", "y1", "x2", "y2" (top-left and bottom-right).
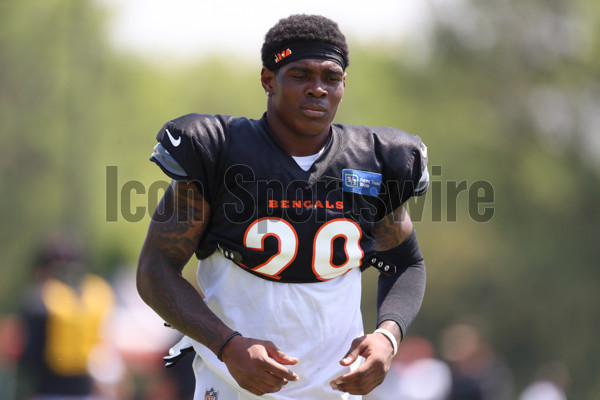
[{"x1": 342, "y1": 169, "x2": 382, "y2": 197}]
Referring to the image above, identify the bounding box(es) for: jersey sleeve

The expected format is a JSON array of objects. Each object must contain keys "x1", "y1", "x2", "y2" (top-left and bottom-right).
[
  {"x1": 374, "y1": 127, "x2": 429, "y2": 213},
  {"x1": 150, "y1": 113, "x2": 228, "y2": 204}
]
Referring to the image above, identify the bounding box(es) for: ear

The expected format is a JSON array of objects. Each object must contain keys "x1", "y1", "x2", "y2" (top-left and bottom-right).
[{"x1": 261, "y1": 67, "x2": 275, "y2": 94}]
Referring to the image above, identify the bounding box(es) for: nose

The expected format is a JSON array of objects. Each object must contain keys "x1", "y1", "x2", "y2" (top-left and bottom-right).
[{"x1": 306, "y1": 78, "x2": 327, "y2": 98}]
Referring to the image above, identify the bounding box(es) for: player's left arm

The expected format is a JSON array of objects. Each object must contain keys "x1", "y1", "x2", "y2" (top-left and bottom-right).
[{"x1": 331, "y1": 205, "x2": 426, "y2": 395}]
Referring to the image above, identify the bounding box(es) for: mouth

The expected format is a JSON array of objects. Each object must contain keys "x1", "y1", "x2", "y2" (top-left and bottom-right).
[{"x1": 301, "y1": 104, "x2": 327, "y2": 118}]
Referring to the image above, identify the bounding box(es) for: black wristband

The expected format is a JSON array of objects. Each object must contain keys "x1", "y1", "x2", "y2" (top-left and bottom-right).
[{"x1": 217, "y1": 331, "x2": 242, "y2": 361}]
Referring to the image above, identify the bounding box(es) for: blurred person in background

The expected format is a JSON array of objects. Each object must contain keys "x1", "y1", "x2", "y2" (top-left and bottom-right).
[
  {"x1": 440, "y1": 323, "x2": 514, "y2": 400},
  {"x1": 517, "y1": 362, "x2": 569, "y2": 400},
  {"x1": 16, "y1": 233, "x2": 115, "y2": 400},
  {"x1": 0, "y1": 314, "x2": 25, "y2": 400},
  {"x1": 103, "y1": 267, "x2": 195, "y2": 400},
  {"x1": 364, "y1": 335, "x2": 451, "y2": 400}
]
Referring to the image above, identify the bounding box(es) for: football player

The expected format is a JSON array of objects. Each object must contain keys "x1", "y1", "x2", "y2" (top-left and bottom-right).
[{"x1": 138, "y1": 14, "x2": 429, "y2": 400}]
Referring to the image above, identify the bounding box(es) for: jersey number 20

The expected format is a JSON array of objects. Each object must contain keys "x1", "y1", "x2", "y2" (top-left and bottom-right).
[{"x1": 243, "y1": 218, "x2": 364, "y2": 281}]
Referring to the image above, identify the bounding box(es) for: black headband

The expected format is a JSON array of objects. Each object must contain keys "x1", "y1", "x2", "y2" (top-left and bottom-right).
[{"x1": 264, "y1": 41, "x2": 346, "y2": 71}]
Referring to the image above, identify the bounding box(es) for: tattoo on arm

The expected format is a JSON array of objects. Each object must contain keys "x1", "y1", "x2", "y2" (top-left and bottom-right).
[
  {"x1": 372, "y1": 206, "x2": 414, "y2": 251},
  {"x1": 138, "y1": 180, "x2": 234, "y2": 354},
  {"x1": 150, "y1": 180, "x2": 207, "y2": 270}
]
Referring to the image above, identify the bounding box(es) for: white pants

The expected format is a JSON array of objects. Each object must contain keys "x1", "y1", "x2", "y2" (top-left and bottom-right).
[
  {"x1": 192, "y1": 355, "x2": 360, "y2": 400},
  {"x1": 192, "y1": 355, "x2": 256, "y2": 400}
]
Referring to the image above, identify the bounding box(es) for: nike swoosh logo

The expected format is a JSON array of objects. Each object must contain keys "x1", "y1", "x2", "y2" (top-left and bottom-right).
[{"x1": 166, "y1": 128, "x2": 181, "y2": 147}]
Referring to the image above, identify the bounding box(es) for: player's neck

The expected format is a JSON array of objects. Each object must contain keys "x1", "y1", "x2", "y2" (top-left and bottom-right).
[
  {"x1": 283, "y1": 133, "x2": 329, "y2": 157},
  {"x1": 266, "y1": 116, "x2": 330, "y2": 157}
]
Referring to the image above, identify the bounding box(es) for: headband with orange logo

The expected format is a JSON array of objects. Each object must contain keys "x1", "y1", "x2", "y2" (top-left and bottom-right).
[{"x1": 264, "y1": 41, "x2": 346, "y2": 71}]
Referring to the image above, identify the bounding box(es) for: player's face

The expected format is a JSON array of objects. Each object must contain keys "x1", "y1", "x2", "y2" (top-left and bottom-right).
[{"x1": 262, "y1": 58, "x2": 346, "y2": 146}]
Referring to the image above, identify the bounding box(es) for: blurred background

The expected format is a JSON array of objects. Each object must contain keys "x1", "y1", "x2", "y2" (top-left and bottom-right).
[{"x1": 0, "y1": 0, "x2": 599, "y2": 398}]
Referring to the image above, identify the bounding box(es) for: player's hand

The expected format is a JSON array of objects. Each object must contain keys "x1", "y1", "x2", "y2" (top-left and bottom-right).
[
  {"x1": 220, "y1": 335, "x2": 299, "y2": 396},
  {"x1": 329, "y1": 332, "x2": 394, "y2": 395}
]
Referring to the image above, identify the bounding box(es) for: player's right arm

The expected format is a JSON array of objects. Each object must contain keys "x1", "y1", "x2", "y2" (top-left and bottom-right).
[{"x1": 137, "y1": 179, "x2": 298, "y2": 395}]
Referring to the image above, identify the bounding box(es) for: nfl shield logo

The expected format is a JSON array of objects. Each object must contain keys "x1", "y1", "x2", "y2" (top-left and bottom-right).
[{"x1": 205, "y1": 387, "x2": 218, "y2": 400}]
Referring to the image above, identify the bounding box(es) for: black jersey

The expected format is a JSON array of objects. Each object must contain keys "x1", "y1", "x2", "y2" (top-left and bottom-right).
[{"x1": 151, "y1": 113, "x2": 428, "y2": 283}]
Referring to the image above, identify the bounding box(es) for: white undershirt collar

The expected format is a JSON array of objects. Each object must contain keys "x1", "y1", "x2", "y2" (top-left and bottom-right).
[
  {"x1": 293, "y1": 140, "x2": 332, "y2": 171},
  {"x1": 290, "y1": 135, "x2": 331, "y2": 171}
]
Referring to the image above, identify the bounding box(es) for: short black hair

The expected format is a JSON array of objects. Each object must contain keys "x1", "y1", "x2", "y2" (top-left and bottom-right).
[{"x1": 261, "y1": 14, "x2": 350, "y2": 70}]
